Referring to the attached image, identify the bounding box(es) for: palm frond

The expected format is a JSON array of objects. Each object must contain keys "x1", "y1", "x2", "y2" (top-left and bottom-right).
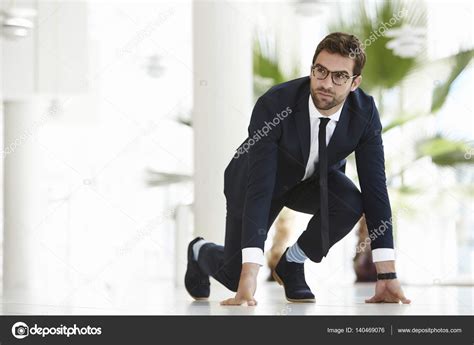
[
  {"x1": 329, "y1": 0, "x2": 427, "y2": 92},
  {"x1": 416, "y1": 136, "x2": 473, "y2": 166},
  {"x1": 431, "y1": 49, "x2": 474, "y2": 113}
]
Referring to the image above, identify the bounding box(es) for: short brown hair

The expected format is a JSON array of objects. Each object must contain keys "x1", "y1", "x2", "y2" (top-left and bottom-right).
[{"x1": 312, "y1": 32, "x2": 366, "y2": 76}]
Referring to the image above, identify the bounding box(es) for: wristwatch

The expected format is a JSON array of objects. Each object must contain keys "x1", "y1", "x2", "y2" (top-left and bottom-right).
[{"x1": 377, "y1": 272, "x2": 397, "y2": 280}]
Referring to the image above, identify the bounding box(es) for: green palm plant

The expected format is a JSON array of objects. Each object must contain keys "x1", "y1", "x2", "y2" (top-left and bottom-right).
[
  {"x1": 330, "y1": 0, "x2": 470, "y2": 144},
  {"x1": 329, "y1": 0, "x2": 426, "y2": 108},
  {"x1": 329, "y1": 0, "x2": 473, "y2": 169},
  {"x1": 415, "y1": 49, "x2": 473, "y2": 165},
  {"x1": 253, "y1": 36, "x2": 300, "y2": 99},
  {"x1": 431, "y1": 49, "x2": 473, "y2": 114}
]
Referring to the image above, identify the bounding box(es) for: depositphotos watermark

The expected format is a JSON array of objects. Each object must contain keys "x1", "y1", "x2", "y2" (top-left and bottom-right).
[
  {"x1": 349, "y1": 8, "x2": 408, "y2": 59},
  {"x1": 464, "y1": 145, "x2": 474, "y2": 160},
  {"x1": 12, "y1": 321, "x2": 102, "y2": 339},
  {"x1": 233, "y1": 106, "x2": 292, "y2": 159},
  {"x1": 356, "y1": 217, "x2": 392, "y2": 254}
]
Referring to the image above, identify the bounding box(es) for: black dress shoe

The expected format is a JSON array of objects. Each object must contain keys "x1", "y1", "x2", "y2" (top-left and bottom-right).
[
  {"x1": 184, "y1": 237, "x2": 210, "y2": 300},
  {"x1": 273, "y1": 248, "x2": 315, "y2": 303}
]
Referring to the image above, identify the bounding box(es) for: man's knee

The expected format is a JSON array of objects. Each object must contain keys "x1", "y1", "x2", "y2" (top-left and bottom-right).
[
  {"x1": 307, "y1": 252, "x2": 325, "y2": 263},
  {"x1": 347, "y1": 192, "x2": 364, "y2": 223},
  {"x1": 299, "y1": 242, "x2": 325, "y2": 263},
  {"x1": 334, "y1": 190, "x2": 363, "y2": 222}
]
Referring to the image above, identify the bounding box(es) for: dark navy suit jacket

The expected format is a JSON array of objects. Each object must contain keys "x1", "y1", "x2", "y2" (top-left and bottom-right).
[{"x1": 223, "y1": 76, "x2": 393, "y2": 252}]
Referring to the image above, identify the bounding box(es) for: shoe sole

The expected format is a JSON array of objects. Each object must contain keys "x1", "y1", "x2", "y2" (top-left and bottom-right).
[
  {"x1": 272, "y1": 271, "x2": 316, "y2": 303},
  {"x1": 190, "y1": 296, "x2": 208, "y2": 301}
]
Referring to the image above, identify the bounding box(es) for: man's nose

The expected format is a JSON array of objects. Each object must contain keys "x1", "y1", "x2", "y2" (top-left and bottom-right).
[{"x1": 320, "y1": 74, "x2": 334, "y2": 90}]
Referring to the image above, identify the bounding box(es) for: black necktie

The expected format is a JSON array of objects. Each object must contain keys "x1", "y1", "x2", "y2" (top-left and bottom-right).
[{"x1": 318, "y1": 117, "x2": 330, "y2": 256}]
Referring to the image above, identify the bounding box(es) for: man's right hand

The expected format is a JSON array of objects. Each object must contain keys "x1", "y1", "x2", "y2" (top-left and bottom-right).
[{"x1": 220, "y1": 263, "x2": 260, "y2": 306}]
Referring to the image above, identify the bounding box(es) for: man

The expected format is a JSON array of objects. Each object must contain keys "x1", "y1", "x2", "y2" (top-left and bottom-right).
[{"x1": 185, "y1": 32, "x2": 411, "y2": 305}]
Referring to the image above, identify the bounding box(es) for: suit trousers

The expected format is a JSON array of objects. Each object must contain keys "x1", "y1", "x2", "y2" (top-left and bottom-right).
[{"x1": 197, "y1": 169, "x2": 364, "y2": 292}]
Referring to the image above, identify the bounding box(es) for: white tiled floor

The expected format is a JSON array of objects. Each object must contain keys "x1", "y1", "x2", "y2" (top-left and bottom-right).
[{"x1": 1, "y1": 280, "x2": 473, "y2": 315}]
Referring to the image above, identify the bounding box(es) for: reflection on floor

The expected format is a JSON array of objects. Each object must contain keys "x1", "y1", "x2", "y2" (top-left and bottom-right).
[{"x1": 1, "y1": 280, "x2": 473, "y2": 315}]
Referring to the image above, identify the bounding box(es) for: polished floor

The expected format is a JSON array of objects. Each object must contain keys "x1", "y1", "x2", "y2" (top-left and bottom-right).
[{"x1": 1, "y1": 279, "x2": 472, "y2": 315}]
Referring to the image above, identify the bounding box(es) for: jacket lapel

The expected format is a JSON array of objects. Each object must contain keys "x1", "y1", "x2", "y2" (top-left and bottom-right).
[
  {"x1": 293, "y1": 89, "x2": 311, "y2": 168},
  {"x1": 327, "y1": 100, "x2": 350, "y2": 161}
]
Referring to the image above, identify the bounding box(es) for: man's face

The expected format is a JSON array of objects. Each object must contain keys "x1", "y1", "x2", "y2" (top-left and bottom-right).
[{"x1": 310, "y1": 50, "x2": 362, "y2": 112}]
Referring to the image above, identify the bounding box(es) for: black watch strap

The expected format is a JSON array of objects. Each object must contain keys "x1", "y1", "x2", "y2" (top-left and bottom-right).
[{"x1": 377, "y1": 272, "x2": 397, "y2": 280}]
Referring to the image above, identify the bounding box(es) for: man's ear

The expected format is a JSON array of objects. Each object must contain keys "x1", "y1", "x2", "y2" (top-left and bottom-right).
[{"x1": 351, "y1": 75, "x2": 362, "y2": 92}]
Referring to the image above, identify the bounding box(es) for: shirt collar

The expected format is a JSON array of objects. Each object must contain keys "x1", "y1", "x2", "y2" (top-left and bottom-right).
[{"x1": 308, "y1": 94, "x2": 343, "y2": 122}]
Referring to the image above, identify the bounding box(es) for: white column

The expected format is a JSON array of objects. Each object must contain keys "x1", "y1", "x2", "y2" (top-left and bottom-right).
[
  {"x1": 1, "y1": 1, "x2": 88, "y2": 300},
  {"x1": 2, "y1": 98, "x2": 46, "y2": 301},
  {"x1": 192, "y1": 1, "x2": 253, "y2": 243}
]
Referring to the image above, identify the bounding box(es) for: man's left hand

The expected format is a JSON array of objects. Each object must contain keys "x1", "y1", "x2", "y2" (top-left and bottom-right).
[{"x1": 365, "y1": 278, "x2": 411, "y2": 304}]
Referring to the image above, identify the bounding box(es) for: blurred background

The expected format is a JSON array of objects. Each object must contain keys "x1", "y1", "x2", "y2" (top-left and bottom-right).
[{"x1": 0, "y1": 0, "x2": 472, "y2": 315}]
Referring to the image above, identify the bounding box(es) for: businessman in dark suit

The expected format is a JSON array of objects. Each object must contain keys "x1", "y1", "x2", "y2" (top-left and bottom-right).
[{"x1": 185, "y1": 32, "x2": 411, "y2": 305}]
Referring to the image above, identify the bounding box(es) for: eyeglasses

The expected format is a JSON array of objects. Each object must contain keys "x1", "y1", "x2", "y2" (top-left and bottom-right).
[{"x1": 311, "y1": 64, "x2": 358, "y2": 86}]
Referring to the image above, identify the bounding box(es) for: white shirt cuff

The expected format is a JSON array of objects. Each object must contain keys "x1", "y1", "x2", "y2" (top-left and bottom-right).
[
  {"x1": 372, "y1": 248, "x2": 395, "y2": 262},
  {"x1": 242, "y1": 247, "x2": 265, "y2": 266}
]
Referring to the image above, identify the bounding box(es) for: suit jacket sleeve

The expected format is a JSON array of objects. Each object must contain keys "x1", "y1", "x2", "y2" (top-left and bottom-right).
[
  {"x1": 355, "y1": 97, "x2": 394, "y2": 250},
  {"x1": 241, "y1": 96, "x2": 281, "y2": 251}
]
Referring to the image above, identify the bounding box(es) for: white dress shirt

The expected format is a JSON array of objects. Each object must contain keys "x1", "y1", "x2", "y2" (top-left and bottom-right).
[{"x1": 242, "y1": 95, "x2": 395, "y2": 266}]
